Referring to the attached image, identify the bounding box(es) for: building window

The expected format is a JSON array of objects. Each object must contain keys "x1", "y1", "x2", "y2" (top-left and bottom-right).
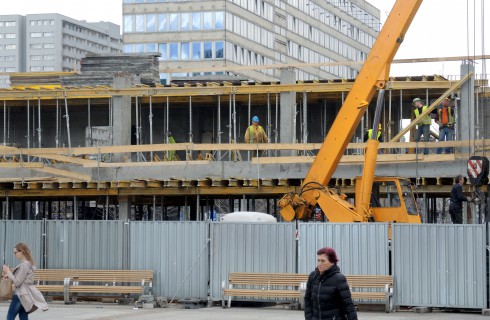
[
  {"x1": 181, "y1": 42, "x2": 189, "y2": 60},
  {"x1": 215, "y1": 12, "x2": 224, "y2": 29},
  {"x1": 30, "y1": 66, "x2": 42, "y2": 72},
  {"x1": 158, "y1": 14, "x2": 167, "y2": 31},
  {"x1": 124, "y1": 15, "x2": 133, "y2": 33},
  {"x1": 43, "y1": 32, "x2": 54, "y2": 37},
  {"x1": 158, "y1": 43, "x2": 167, "y2": 60},
  {"x1": 5, "y1": 56, "x2": 15, "y2": 61},
  {"x1": 30, "y1": 43, "x2": 42, "y2": 49},
  {"x1": 147, "y1": 43, "x2": 157, "y2": 52},
  {"x1": 169, "y1": 14, "x2": 178, "y2": 31},
  {"x1": 123, "y1": 44, "x2": 133, "y2": 53},
  {"x1": 5, "y1": 44, "x2": 16, "y2": 50},
  {"x1": 135, "y1": 43, "x2": 145, "y2": 53},
  {"x1": 31, "y1": 55, "x2": 42, "y2": 61},
  {"x1": 44, "y1": 66, "x2": 55, "y2": 71},
  {"x1": 180, "y1": 13, "x2": 190, "y2": 31},
  {"x1": 192, "y1": 13, "x2": 201, "y2": 30},
  {"x1": 44, "y1": 43, "x2": 55, "y2": 49},
  {"x1": 215, "y1": 41, "x2": 224, "y2": 58},
  {"x1": 5, "y1": 21, "x2": 16, "y2": 27},
  {"x1": 203, "y1": 12, "x2": 213, "y2": 30},
  {"x1": 31, "y1": 32, "x2": 42, "y2": 38},
  {"x1": 204, "y1": 42, "x2": 212, "y2": 59},
  {"x1": 169, "y1": 43, "x2": 178, "y2": 60},
  {"x1": 147, "y1": 14, "x2": 156, "y2": 32},
  {"x1": 192, "y1": 42, "x2": 201, "y2": 59},
  {"x1": 5, "y1": 67, "x2": 16, "y2": 72},
  {"x1": 44, "y1": 55, "x2": 55, "y2": 60},
  {"x1": 5, "y1": 33, "x2": 16, "y2": 39},
  {"x1": 135, "y1": 15, "x2": 145, "y2": 32}
]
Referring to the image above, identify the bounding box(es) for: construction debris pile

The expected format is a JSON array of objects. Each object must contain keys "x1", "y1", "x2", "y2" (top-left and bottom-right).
[{"x1": 62, "y1": 53, "x2": 161, "y2": 87}]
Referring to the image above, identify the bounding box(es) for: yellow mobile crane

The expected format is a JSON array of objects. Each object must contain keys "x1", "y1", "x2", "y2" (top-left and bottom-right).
[{"x1": 279, "y1": 0, "x2": 423, "y2": 224}]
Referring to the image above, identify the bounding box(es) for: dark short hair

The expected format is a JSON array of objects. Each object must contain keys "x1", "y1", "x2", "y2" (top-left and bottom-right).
[
  {"x1": 317, "y1": 247, "x2": 339, "y2": 264},
  {"x1": 456, "y1": 175, "x2": 464, "y2": 183}
]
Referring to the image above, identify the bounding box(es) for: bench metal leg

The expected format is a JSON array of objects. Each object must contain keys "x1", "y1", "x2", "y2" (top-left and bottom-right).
[{"x1": 63, "y1": 278, "x2": 74, "y2": 304}]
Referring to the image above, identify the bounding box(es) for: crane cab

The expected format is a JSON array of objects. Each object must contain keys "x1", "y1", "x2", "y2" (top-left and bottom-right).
[{"x1": 359, "y1": 176, "x2": 421, "y2": 223}]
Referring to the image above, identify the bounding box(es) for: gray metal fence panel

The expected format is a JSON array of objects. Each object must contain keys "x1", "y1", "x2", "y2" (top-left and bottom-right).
[
  {"x1": 45, "y1": 220, "x2": 125, "y2": 269},
  {"x1": 298, "y1": 223, "x2": 390, "y2": 275},
  {"x1": 1, "y1": 220, "x2": 43, "y2": 268},
  {"x1": 209, "y1": 222, "x2": 297, "y2": 300},
  {"x1": 129, "y1": 222, "x2": 209, "y2": 299},
  {"x1": 393, "y1": 224, "x2": 486, "y2": 309}
]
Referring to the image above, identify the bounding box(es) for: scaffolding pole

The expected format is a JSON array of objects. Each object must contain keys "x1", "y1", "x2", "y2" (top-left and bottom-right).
[
  {"x1": 247, "y1": 94, "x2": 251, "y2": 160},
  {"x1": 302, "y1": 92, "x2": 308, "y2": 155},
  {"x1": 149, "y1": 95, "x2": 153, "y2": 160},
  {"x1": 165, "y1": 96, "x2": 169, "y2": 159},
  {"x1": 189, "y1": 96, "x2": 193, "y2": 160},
  {"x1": 37, "y1": 98, "x2": 42, "y2": 150},
  {"x1": 88, "y1": 98, "x2": 92, "y2": 147},
  {"x1": 3, "y1": 101, "x2": 6, "y2": 146},
  {"x1": 64, "y1": 97, "x2": 72, "y2": 150},
  {"x1": 217, "y1": 95, "x2": 221, "y2": 160},
  {"x1": 275, "y1": 94, "x2": 279, "y2": 143}
]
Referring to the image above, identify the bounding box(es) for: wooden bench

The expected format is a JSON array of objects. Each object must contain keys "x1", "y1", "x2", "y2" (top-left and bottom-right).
[
  {"x1": 222, "y1": 272, "x2": 393, "y2": 312},
  {"x1": 69, "y1": 270, "x2": 153, "y2": 302},
  {"x1": 346, "y1": 275, "x2": 393, "y2": 312},
  {"x1": 222, "y1": 272, "x2": 308, "y2": 308},
  {"x1": 34, "y1": 269, "x2": 153, "y2": 304}
]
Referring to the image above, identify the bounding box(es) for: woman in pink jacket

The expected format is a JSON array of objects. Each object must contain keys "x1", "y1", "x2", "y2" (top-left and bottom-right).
[{"x1": 2, "y1": 243, "x2": 48, "y2": 320}]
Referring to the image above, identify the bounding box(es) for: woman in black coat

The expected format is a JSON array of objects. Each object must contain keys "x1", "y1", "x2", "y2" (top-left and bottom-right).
[{"x1": 304, "y1": 247, "x2": 357, "y2": 320}]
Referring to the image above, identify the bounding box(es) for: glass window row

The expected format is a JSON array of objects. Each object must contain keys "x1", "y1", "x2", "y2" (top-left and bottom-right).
[
  {"x1": 0, "y1": 55, "x2": 15, "y2": 61},
  {"x1": 30, "y1": 55, "x2": 55, "y2": 61},
  {"x1": 29, "y1": 19, "x2": 55, "y2": 26},
  {"x1": 124, "y1": 11, "x2": 224, "y2": 33},
  {"x1": 30, "y1": 43, "x2": 55, "y2": 49},
  {"x1": 0, "y1": 44, "x2": 17, "y2": 50},
  {"x1": 124, "y1": 41, "x2": 224, "y2": 61},
  {"x1": 30, "y1": 32, "x2": 54, "y2": 38},
  {"x1": 226, "y1": 13, "x2": 274, "y2": 48},
  {"x1": 0, "y1": 21, "x2": 17, "y2": 27},
  {"x1": 29, "y1": 66, "x2": 55, "y2": 72},
  {"x1": 0, "y1": 67, "x2": 17, "y2": 72}
]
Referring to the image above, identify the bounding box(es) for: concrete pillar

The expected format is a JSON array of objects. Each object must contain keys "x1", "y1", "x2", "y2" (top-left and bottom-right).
[
  {"x1": 118, "y1": 195, "x2": 131, "y2": 221},
  {"x1": 279, "y1": 68, "x2": 296, "y2": 156},
  {"x1": 459, "y1": 63, "x2": 475, "y2": 154},
  {"x1": 112, "y1": 76, "x2": 132, "y2": 162}
]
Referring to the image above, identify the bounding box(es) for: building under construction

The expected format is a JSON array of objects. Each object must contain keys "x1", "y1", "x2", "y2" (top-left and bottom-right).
[{"x1": 0, "y1": 52, "x2": 489, "y2": 223}]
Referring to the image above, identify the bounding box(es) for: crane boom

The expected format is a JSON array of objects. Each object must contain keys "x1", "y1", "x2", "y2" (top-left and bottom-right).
[{"x1": 279, "y1": 0, "x2": 424, "y2": 221}]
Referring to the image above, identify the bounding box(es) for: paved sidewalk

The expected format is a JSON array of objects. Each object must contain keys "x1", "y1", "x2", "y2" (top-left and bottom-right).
[{"x1": 0, "y1": 302, "x2": 484, "y2": 319}]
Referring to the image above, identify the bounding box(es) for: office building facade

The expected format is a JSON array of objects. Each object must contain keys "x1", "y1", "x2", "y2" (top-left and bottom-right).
[
  {"x1": 122, "y1": 0, "x2": 380, "y2": 82},
  {"x1": 0, "y1": 14, "x2": 122, "y2": 74}
]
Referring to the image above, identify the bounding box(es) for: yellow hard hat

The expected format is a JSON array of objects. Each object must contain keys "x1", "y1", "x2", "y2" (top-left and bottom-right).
[{"x1": 378, "y1": 124, "x2": 382, "y2": 130}]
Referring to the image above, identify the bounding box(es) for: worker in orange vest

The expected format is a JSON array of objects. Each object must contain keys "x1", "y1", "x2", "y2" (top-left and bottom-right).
[{"x1": 436, "y1": 97, "x2": 455, "y2": 154}]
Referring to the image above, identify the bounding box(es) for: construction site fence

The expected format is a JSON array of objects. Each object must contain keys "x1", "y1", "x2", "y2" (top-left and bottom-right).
[{"x1": 0, "y1": 220, "x2": 487, "y2": 309}]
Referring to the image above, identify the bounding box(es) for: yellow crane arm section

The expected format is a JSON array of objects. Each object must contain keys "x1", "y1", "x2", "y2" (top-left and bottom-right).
[{"x1": 280, "y1": 0, "x2": 423, "y2": 221}]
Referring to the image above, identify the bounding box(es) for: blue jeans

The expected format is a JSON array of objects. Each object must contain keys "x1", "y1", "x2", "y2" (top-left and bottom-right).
[
  {"x1": 437, "y1": 126, "x2": 454, "y2": 154},
  {"x1": 7, "y1": 294, "x2": 28, "y2": 320},
  {"x1": 415, "y1": 124, "x2": 430, "y2": 155}
]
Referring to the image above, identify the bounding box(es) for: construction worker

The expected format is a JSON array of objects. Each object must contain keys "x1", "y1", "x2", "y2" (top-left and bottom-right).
[
  {"x1": 449, "y1": 175, "x2": 471, "y2": 224},
  {"x1": 412, "y1": 97, "x2": 431, "y2": 155},
  {"x1": 437, "y1": 97, "x2": 455, "y2": 154},
  {"x1": 363, "y1": 124, "x2": 383, "y2": 142},
  {"x1": 244, "y1": 116, "x2": 268, "y2": 144}
]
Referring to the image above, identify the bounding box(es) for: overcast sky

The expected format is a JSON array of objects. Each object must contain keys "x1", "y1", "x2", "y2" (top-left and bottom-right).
[{"x1": 3, "y1": 0, "x2": 488, "y2": 78}]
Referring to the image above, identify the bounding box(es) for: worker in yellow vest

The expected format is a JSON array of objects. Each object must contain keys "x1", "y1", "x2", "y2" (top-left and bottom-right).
[
  {"x1": 244, "y1": 116, "x2": 268, "y2": 143},
  {"x1": 413, "y1": 97, "x2": 431, "y2": 155},
  {"x1": 436, "y1": 97, "x2": 455, "y2": 154},
  {"x1": 363, "y1": 124, "x2": 383, "y2": 142}
]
